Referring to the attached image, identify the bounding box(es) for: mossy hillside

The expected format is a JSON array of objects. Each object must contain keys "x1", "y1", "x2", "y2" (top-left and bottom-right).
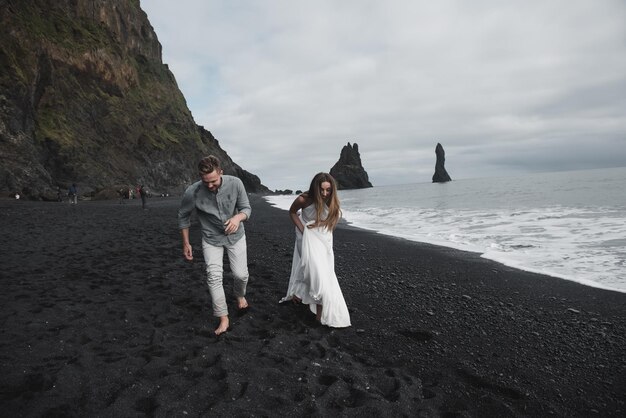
[
  {"x1": 18, "y1": 5, "x2": 197, "y2": 172},
  {"x1": 1, "y1": 0, "x2": 268, "y2": 199},
  {"x1": 33, "y1": 61, "x2": 199, "y2": 185},
  {"x1": 10, "y1": 2, "x2": 119, "y2": 54}
]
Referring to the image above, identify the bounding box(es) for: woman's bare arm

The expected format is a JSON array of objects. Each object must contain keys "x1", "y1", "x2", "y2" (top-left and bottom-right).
[{"x1": 289, "y1": 194, "x2": 310, "y2": 233}]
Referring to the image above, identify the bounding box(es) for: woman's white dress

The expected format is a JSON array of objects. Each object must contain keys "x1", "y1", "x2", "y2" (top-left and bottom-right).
[{"x1": 280, "y1": 204, "x2": 351, "y2": 328}]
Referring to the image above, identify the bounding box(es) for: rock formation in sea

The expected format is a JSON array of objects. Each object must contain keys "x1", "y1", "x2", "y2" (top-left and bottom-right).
[
  {"x1": 432, "y1": 143, "x2": 452, "y2": 183},
  {"x1": 329, "y1": 142, "x2": 373, "y2": 190},
  {"x1": 0, "y1": 0, "x2": 269, "y2": 199}
]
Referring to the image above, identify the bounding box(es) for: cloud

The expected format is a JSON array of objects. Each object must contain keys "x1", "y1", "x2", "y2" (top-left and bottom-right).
[{"x1": 142, "y1": 0, "x2": 626, "y2": 190}]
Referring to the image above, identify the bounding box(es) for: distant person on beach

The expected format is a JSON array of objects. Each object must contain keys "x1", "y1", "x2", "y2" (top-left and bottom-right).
[
  {"x1": 178, "y1": 155, "x2": 251, "y2": 335},
  {"x1": 138, "y1": 184, "x2": 147, "y2": 209},
  {"x1": 68, "y1": 184, "x2": 77, "y2": 204},
  {"x1": 280, "y1": 172, "x2": 351, "y2": 328}
]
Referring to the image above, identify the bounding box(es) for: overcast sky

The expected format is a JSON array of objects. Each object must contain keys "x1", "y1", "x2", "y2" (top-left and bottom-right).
[{"x1": 141, "y1": 0, "x2": 626, "y2": 191}]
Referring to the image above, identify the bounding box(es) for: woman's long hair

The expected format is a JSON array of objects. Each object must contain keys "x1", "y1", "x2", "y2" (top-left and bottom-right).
[{"x1": 307, "y1": 172, "x2": 341, "y2": 231}]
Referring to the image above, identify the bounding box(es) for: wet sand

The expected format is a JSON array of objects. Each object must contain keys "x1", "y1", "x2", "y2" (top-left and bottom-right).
[{"x1": 0, "y1": 195, "x2": 624, "y2": 416}]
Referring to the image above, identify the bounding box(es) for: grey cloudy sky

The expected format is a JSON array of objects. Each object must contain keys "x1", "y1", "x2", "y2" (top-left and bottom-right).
[{"x1": 141, "y1": 0, "x2": 626, "y2": 191}]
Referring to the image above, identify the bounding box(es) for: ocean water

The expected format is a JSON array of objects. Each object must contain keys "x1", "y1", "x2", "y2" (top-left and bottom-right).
[{"x1": 265, "y1": 167, "x2": 626, "y2": 293}]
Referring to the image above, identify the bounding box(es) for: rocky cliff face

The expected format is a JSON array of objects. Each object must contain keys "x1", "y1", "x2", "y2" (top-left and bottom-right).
[
  {"x1": 330, "y1": 142, "x2": 372, "y2": 190},
  {"x1": 0, "y1": 0, "x2": 268, "y2": 199},
  {"x1": 432, "y1": 142, "x2": 452, "y2": 183}
]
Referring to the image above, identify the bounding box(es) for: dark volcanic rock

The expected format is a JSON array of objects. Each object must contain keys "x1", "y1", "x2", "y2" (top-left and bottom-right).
[
  {"x1": 0, "y1": 0, "x2": 269, "y2": 199},
  {"x1": 432, "y1": 143, "x2": 452, "y2": 183},
  {"x1": 330, "y1": 142, "x2": 372, "y2": 190}
]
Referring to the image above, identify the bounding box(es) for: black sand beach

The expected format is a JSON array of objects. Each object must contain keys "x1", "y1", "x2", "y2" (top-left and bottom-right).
[{"x1": 1, "y1": 195, "x2": 624, "y2": 417}]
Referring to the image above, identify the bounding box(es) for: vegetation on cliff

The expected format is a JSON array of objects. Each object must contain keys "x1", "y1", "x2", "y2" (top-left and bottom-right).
[{"x1": 0, "y1": 0, "x2": 268, "y2": 199}]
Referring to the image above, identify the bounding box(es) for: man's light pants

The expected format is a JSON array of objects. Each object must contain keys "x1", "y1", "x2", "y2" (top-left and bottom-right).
[{"x1": 201, "y1": 236, "x2": 249, "y2": 317}]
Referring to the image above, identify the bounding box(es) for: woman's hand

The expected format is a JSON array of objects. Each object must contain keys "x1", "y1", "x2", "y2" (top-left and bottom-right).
[{"x1": 305, "y1": 220, "x2": 319, "y2": 230}]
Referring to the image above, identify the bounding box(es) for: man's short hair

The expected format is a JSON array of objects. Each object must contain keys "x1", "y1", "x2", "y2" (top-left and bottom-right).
[{"x1": 198, "y1": 155, "x2": 222, "y2": 174}]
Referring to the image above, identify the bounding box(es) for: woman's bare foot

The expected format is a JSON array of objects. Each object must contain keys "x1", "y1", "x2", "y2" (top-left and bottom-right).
[
  {"x1": 291, "y1": 296, "x2": 302, "y2": 304},
  {"x1": 316, "y1": 304, "x2": 322, "y2": 322},
  {"x1": 215, "y1": 316, "x2": 229, "y2": 335},
  {"x1": 237, "y1": 297, "x2": 249, "y2": 310}
]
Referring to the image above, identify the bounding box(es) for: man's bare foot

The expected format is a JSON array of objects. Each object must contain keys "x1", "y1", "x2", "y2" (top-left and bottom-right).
[
  {"x1": 215, "y1": 316, "x2": 229, "y2": 335},
  {"x1": 237, "y1": 297, "x2": 249, "y2": 310},
  {"x1": 316, "y1": 305, "x2": 322, "y2": 322}
]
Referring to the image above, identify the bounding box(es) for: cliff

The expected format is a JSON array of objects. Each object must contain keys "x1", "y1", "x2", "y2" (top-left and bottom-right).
[
  {"x1": 329, "y1": 142, "x2": 372, "y2": 190},
  {"x1": 432, "y1": 142, "x2": 452, "y2": 183},
  {"x1": 0, "y1": 0, "x2": 269, "y2": 199}
]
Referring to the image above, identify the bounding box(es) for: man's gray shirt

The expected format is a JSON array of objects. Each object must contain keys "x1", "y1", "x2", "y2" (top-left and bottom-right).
[{"x1": 178, "y1": 175, "x2": 252, "y2": 246}]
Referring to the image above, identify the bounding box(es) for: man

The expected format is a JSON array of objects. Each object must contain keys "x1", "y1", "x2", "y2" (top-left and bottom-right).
[
  {"x1": 138, "y1": 184, "x2": 147, "y2": 209},
  {"x1": 178, "y1": 155, "x2": 251, "y2": 335},
  {"x1": 68, "y1": 183, "x2": 78, "y2": 204}
]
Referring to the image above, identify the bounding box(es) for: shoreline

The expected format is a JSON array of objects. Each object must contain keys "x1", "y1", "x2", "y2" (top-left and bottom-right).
[
  {"x1": 338, "y1": 220, "x2": 626, "y2": 296},
  {"x1": 1, "y1": 195, "x2": 624, "y2": 416},
  {"x1": 265, "y1": 195, "x2": 626, "y2": 296}
]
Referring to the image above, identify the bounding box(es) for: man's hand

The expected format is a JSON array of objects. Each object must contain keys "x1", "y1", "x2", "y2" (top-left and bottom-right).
[
  {"x1": 183, "y1": 242, "x2": 193, "y2": 261},
  {"x1": 224, "y1": 216, "x2": 241, "y2": 235}
]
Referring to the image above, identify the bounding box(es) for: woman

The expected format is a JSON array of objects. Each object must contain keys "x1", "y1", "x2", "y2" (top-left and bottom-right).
[{"x1": 280, "y1": 173, "x2": 351, "y2": 328}]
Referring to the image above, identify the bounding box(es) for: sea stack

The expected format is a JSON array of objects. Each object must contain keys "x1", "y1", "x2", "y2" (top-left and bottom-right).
[
  {"x1": 432, "y1": 143, "x2": 452, "y2": 183},
  {"x1": 330, "y1": 142, "x2": 373, "y2": 190}
]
